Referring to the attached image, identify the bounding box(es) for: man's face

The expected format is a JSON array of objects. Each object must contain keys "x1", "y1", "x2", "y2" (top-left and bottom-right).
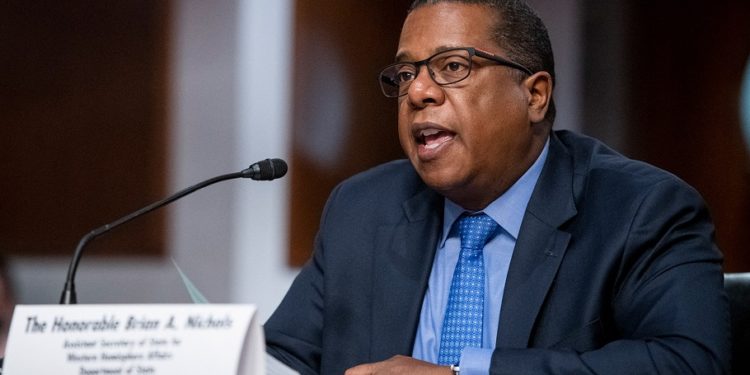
[{"x1": 397, "y1": 3, "x2": 547, "y2": 210}]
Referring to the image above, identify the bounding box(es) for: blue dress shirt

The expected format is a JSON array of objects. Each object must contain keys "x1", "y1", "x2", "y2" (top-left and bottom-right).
[{"x1": 412, "y1": 140, "x2": 549, "y2": 374}]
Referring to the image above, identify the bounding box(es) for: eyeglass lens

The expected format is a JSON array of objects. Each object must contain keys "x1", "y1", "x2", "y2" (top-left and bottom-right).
[{"x1": 380, "y1": 49, "x2": 473, "y2": 97}]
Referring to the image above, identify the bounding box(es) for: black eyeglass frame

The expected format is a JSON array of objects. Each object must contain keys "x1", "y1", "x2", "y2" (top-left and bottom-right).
[{"x1": 378, "y1": 47, "x2": 534, "y2": 98}]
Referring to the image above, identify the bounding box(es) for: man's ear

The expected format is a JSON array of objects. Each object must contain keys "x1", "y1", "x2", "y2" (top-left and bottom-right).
[{"x1": 524, "y1": 71, "x2": 553, "y2": 124}]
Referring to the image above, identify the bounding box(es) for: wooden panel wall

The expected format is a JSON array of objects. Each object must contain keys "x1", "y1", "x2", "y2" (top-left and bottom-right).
[
  {"x1": 288, "y1": 1, "x2": 411, "y2": 265},
  {"x1": 0, "y1": 1, "x2": 170, "y2": 257},
  {"x1": 624, "y1": 2, "x2": 750, "y2": 271}
]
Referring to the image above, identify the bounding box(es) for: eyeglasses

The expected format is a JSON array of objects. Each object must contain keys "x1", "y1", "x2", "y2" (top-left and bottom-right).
[{"x1": 378, "y1": 47, "x2": 533, "y2": 98}]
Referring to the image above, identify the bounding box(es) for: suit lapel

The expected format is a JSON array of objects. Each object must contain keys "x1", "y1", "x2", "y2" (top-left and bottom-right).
[
  {"x1": 497, "y1": 133, "x2": 578, "y2": 348},
  {"x1": 370, "y1": 187, "x2": 443, "y2": 360}
]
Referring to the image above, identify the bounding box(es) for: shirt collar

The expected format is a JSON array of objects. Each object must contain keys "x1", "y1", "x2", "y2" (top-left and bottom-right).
[{"x1": 439, "y1": 138, "x2": 550, "y2": 246}]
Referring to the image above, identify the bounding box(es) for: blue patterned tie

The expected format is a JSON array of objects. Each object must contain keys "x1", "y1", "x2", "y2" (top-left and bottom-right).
[{"x1": 437, "y1": 213, "x2": 498, "y2": 365}]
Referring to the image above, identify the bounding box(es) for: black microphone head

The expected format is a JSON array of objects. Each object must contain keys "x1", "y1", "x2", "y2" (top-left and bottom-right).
[{"x1": 243, "y1": 158, "x2": 288, "y2": 180}]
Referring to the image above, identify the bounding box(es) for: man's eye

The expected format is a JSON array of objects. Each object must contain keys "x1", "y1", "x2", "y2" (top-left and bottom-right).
[
  {"x1": 446, "y1": 62, "x2": 464, "y2": 72},
  {"x1": 440, "y1": 59, "x2": 469, "y2": 72},
  {"x1": 396, "y1": 71, "x2": 415, "y2": 83}
]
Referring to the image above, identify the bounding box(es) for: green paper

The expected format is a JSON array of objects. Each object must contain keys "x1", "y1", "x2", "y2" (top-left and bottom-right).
[{"x1": 172, "y1": 258, "x2": 210, "y2": 304}]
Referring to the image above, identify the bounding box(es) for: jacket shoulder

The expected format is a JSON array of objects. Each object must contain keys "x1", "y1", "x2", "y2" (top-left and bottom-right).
[
  {"x1": 334, "y1": 159, "x2": 425, "y2": 201},
  {"x1": 555, "y1": 130, "x2": 695, "y2": 192},
  {"x1": 320, "y1": 159, "x2": 434, "y2": 224}
]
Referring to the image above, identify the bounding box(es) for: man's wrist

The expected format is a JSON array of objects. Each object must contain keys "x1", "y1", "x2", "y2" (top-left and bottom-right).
[{"x1": 449, "y1": 364, "x2": 460, "y2": 375}]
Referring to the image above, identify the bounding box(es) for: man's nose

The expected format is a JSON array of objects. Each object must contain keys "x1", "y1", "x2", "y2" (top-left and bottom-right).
[{"x1": 406, "y1": 65, "x2": 444, "y2": 107}]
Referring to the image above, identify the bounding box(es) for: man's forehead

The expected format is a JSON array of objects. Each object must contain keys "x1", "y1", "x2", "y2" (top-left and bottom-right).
[
  {"x1": 394, "y1": 3, "x2": 499, "y2": 62},
  {"x1": 395, "y1": 45, "x2": 465, "y2": 62}
]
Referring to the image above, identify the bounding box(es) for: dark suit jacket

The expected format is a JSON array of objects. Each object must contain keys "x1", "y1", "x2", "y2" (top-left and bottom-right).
[{"x1": 265, "y1": 130, "x2": 730, "y2": 374}]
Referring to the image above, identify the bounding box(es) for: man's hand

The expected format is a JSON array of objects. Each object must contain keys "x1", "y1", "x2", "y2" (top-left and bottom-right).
[{"x1": 345, "y1": 355, "x2": 453, "y2": 375}]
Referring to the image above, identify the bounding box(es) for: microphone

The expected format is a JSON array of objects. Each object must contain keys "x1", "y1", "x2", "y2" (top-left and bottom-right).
[
  {"x1": 59, "y1": 158, "x2": 288, "y2": 304},
  {"x1": 240, "y1": 157, "x2": 288, "y2": 181}
]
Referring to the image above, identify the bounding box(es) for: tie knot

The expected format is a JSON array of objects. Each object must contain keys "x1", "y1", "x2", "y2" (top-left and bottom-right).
[{"x1": 458, "y1": 213, "x2": 498, "y2": 250}]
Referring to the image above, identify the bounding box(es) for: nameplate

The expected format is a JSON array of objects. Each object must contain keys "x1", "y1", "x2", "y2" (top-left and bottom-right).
[{"x1": 3, "y1": 304, "x2": 264, "y2": 375}]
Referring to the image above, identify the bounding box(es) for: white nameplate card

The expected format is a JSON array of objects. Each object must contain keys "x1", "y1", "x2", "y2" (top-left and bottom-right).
[{"x1": 3, "y1": 304, "x2": 264, "y2": 375}]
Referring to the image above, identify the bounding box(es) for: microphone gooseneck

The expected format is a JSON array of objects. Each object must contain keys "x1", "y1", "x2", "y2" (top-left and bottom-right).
[{"x1": 59, "y1": 158, "x2": 288, "y2": 304}]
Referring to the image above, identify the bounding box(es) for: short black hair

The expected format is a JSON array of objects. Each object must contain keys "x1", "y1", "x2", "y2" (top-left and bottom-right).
[{"x1": 408, "y1": 0, "x2": 556, "y2": 123}]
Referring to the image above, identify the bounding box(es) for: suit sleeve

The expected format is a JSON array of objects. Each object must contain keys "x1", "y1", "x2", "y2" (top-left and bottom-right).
[
  {"x1": 263, "y1": 184, "x2": 344, "y2": 375},
  {"x1": 489, "y1": 178, "x2": 731, "y2": 374}
]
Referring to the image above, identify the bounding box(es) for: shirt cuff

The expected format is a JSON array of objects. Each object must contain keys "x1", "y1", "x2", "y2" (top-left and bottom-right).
[{"x1": 459, "y1": 347, "x2": 492, "y2": 375}]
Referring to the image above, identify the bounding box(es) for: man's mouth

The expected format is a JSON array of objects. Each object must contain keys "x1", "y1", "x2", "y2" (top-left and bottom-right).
[{"x1": 417, "y1": 128, "x2": 455, "y2": 150}]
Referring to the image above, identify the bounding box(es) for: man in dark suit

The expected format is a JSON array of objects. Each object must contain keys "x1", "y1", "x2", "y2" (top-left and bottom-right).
[{"x1": 265, "y1": 1, "x2": 730, "y2": 374}]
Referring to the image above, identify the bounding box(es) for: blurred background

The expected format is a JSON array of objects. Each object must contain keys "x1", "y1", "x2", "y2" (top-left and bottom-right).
[{"x1": 1, "y1": 0, "x2": 749, "y2": 355}]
